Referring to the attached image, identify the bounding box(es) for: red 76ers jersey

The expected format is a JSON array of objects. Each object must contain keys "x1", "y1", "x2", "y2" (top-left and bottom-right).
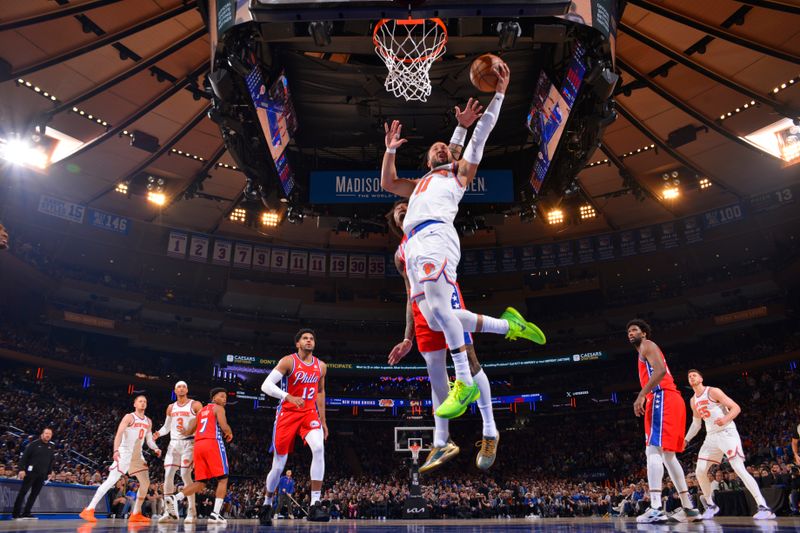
[{"x1": 283, "y1": 353, "x2": 322, "y2": 412}]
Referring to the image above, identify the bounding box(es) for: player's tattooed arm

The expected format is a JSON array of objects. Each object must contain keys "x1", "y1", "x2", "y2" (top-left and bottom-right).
[
  {"x1": 633, "y1": 340, "x2": 666, "y2": 417},
  {"x1": 317, "y1": 361, "x2": 328, "y2": 440},
  {"x1": 112, "y1": 414, "x2": 132, "y2": 462},
  {"x1": 449, "y1": 98, "x2": 484, "y2": 161}
]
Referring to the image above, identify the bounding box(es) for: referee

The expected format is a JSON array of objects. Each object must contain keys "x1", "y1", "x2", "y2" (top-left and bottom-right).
[{"x1": 13, "y1": 428, "x2": 56, "y2": 520}]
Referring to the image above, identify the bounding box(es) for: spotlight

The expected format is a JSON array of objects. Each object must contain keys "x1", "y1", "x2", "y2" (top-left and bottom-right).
[
  {"x1": 0, "y1": 137, "x2": 49, "y2": 169},
  {"x1": 662, "y1": 187, "x2": 680, "y2": 200},
  {"x1": 579, "y1": 205, "x2": 596, "y2": 220},
  {"x1": 547, "y1": 209, "x2": 564, "y2": 225},
  {"x1": 261, "y1": 211, "x2": 279, "y2": 227},
  {"x1": 699, "y1": 178, "x2": 712, "y2": 190},
  {"x1": 286, "y1": 206, "x2": 304, "y2": 225},
  {"x1": 496, "y1": 21, "x2": 521, "y2": 50},
  {"x1": 230, "y1": 207, "x2": 247, "y2": 223},
  {"x1": 115, "y1": 182, "x2": 129, "y2": 194},
  {"x1": 309, "y1": 21, "x2": 332, "y2": 47},
  {"x1": 147, "y1": 192, "x2": 166, "y2": 206}
]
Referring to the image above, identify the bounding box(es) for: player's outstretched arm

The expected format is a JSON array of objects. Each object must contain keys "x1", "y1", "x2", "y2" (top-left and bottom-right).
[
  {"x1": 389, "y1": 255, "x2": 414, "y2": 365},
  {"x1": 458, "y1": 63, "x2": 510, "y2": 185},
  {"x1": 449, "y1": 98, "x2": 483, "y2": 160},
  {"x1": 708, "y1": 387, "x2": 741, "y2": 425},
  {"x1": 214, "y1": 405, "x2": 233, "y2": 442},
  {"x1": 381, "y1": 120, "x2": 416, "y2": 198},
  {"x1": 154, "y1": 404, "x2": 172, "y2": 440},
  {"x1": 633, "y1": 340, "x2": 666, "y2": 417},
  {"x1": 316, "y1": 361, "x2": 328, "y2": 440}
]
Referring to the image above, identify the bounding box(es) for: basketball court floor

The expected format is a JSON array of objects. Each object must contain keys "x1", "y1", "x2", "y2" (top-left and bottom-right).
[{"x1": 0, "y1": 517, "x2": 798, "y2": 532}]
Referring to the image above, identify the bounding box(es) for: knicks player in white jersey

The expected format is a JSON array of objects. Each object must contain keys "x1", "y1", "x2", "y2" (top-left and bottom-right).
[
  {"x1": 153, "y1": 381, "x2": 203, "y2": 523},
  {"x1": 381, "y1": 62, "x2": 545, "y2": 417},
  {"x1": 80, "y1": 395, "x2": 161, "y2": 523},
  {"x1": 685, "y1": 369, "x2": 775, "y2": 520}
]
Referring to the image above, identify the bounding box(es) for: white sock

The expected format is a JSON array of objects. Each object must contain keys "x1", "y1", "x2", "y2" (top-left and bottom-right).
[
  {"x1": 479, "y1": 315, "x2": 509, "y2": 334},
  {"x1": 263, "y1": 494, "x2": 273, "y2": 506},
  {"x1": 729, "y1": 457, "x2": 768, "y2": 507},
  {"x1": 646, "y1": 446, "x2": 664, "y2": 509},
  {"x1": 473, "y1": 370, "x2": 497, "y2": 437},
  {"x1": 175, "y1": 492, "x2": 186, "y2": 502},
  {"x1": 213, "y1": 497, "x2": 223, "y2": 514},
  {"x1": 663, "y1": 451, "x2": 693, "y2": 508},
  {"x1": 311, "y1": 491, "x2": 321, "y2": 505},
  {"x1": 451, "y1": 350, "x2": 473, "y2": 385}
]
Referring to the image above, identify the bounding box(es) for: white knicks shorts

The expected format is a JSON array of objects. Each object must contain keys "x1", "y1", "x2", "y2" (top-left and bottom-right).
[
  {"x1": 698, "y1": 427, "x2": 745, "y2": 464},
  {"x1": 405, "y1": 223, "x2": 461, "y2": 300},
  {"x1": 111, "y1": 449, "x2": 148, "y2": 475},
  {"x1": 165, "y1": 438, "x2": 195, "y2": 470}
]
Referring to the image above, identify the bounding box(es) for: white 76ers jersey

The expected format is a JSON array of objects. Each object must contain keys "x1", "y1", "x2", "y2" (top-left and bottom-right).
[
  {"x1": 694, "y1": 387, "x2": 735, "y2": 434},
  {"x1": 402, "y1": 162, "x2": 466, "y2": 233},
  {"x1": 120, "y1": 413, "x2": 152, "y2": 451},
  {"x1": 170, "y1": 400, "x2": 197, "y2": 441}
]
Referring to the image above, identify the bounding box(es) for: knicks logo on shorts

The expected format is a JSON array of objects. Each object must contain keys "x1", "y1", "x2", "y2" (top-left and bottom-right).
[
  {"x1": 310, "y1": 420, "x2": 320, "y2": 429},
  {"x1": 423, "y1": 263, "x2": 436, "y2": 275}
]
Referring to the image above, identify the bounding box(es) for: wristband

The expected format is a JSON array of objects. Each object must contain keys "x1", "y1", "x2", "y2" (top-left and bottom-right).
[
  {"x1": 449, "y1": 126, "x2": 467, "y2": 147},
  {"x1": 386, "y1": 148, "x2": 397, "y2": 154}
]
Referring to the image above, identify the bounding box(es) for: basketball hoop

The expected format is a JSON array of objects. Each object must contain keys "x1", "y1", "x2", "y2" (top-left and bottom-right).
[
  {"x1": 373, "y1": 18, "x2": 448, "y2": 102},
  {"x1": 409, "y1": 443, "x2": 422, "y2": 464}
]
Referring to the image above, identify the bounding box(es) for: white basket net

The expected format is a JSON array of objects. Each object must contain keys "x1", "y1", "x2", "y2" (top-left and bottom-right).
[{"x1": 373, "y1": 18, "x2": 447, "y2": 102}]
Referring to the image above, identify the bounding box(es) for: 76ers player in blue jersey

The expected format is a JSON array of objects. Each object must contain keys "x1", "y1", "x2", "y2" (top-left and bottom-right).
[
  {"x1": 261, "y1": 329, "x2": 329, "y2": 524},
  {"x1": 381, "y1": 62, "x2": 545, "y2": 418}
]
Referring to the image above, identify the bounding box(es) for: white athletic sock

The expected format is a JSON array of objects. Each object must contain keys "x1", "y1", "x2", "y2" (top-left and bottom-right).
[
  {"x1": 263, "y1": 494, "x2": 274, "y2": 506},
  {"x1": 729, "y1": 457, "x2": 768, "y2": 507},
  {"x1": 473, "y1": 370, "x2": 497, "y2": 437},
  {"x1": 422, "y1": 349, "x2": 450, "y2": 448},
  {"x1": 311, "y1": 491, "x2": 321, "y2": 505},
  {"x1": 479, "y1": 315, "x2": 509, "y2": 335},
  {"x1": 646, "y1": 446, "x2": 664, "y2": 509},
  {"x1": 663, "y1": 451, "x2": 693, "y2": 508},
  {"x1": 175, "y1": 492, "x2": 186, "y2": 502},
  {"x1": 451, "y1": 350, "x2": 473, "y2": 385},
  {"x1": 696, "y1": 461, "x2": 715, "y2": 506},
  {"x1": 213, "y1": 498, "x2": 223, "y2": 514}
]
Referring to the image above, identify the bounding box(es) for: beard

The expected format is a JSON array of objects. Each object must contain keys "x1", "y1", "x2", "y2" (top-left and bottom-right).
[{"x1": 629, "y1": 337, "x2": 641, "y2": 347}]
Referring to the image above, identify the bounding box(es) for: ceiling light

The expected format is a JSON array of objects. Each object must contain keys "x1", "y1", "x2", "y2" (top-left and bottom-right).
[
  {"x1": 0, "y1": 137, "x2": 49, "y2": 169},
  {"x1": 147, "y1": 192, "x2": 166, "y2": 206},
  {"x1": 699, "y1": 178, "x2": 712, "y2": 190},
  {"x1": 261, "y1": 211, "x2": 279, "y2": 227},
  {"x1": 547, "y1": 209, "x2": 564, "y2": 225},
  {"x1": 579, "y1": 205, "x2": 596, "y2": 220},
  {"x1": 662, "y1": 187, "x2": 680, "y2": 200},
  {"x1": 742, "y1": 118, "x2": 800, "y2": 163},
  {"x1": 230, "y1": 207, "x2": 247, "y2": 223},
  {"x1": 115, "y1": 182, "x2": 129, "y2": 194}
]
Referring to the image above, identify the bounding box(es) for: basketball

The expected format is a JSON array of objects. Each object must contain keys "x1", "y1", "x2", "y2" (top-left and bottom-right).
[{"x1": 469, "y1": 54, "x2": 506, "y2": 93}]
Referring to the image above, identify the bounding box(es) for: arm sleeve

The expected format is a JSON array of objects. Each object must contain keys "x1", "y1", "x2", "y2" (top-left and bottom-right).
[
  {"x1": 261, "y1": 369, "x2": 288, "y2": 401},
  {"x1": 156, "y1": 416, "x2": 171, "y2": 437},
  {"x1": 146, "y1": 425, "x2": 159, "y2": 451},
  {"x1": 685, "y1": 417, "x2": 702, "y2": 443},
  {"x1": 463, "y1": 93, "x2": 504, "y2": 164}
]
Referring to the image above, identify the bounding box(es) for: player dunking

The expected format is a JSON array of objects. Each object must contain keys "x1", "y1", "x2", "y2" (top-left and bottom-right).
[
  {"x1": 684, "y1": 369, "x2": 776, "y2": 520},
  {"x1": 260, "y1": 329, "x2": 329, "y2": 525},
  {"x1": 153, "y1": 381, "x2": 202, "y2": 523},
  {"x1": 381, "y1": 62, "x2": 545, "y2": 418},
  {"x1": 164, "y1": 387, "x2": 232, "y2": 525},
  {"x1": 628, "y1": 319, "x2": 699, "y2": 523},
  {"x1": 80, "y1": 395, "x2": 161, "y2": 523}
]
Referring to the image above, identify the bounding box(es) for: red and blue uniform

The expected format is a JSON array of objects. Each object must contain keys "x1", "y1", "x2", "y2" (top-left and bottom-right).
[
  {"x1": 193, "y1": 403, "x2": 229, "y2": 481},
  {"x1": 397, "y1": 238, "x2": 472, "y2": 353},
  {"x1": 270, "y1": 353, "x2": 324, "y2": 455},
  {"x1": 638, "y1": 347, "x2": 686, "y2": 452}
]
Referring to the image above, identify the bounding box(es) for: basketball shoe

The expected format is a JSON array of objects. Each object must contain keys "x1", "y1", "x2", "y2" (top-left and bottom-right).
[
  {"x1": 636, "y1": 507, "x2": 668, "y2": 523},
  {"x1": 79, "y1": 508, "x2": 97, "y2": 523},
  {"x1": 701, "y1": 502, "x2": 719, "y2": 520},
  {"x1": 753, "y1": 506, "x2": 776, "y2": 520},
  {"x1": 419, "y1": 440, "x2": 460, "y2": 474},
  {"x1": 208, "y1": 512, "x2": 227, "y2": 524},
  {"x1": 435, "y1": 380, "x2": 480, "y2": 419},
  {"x1": 307, "y1": 502, "x2": 330, "y2": 522},
  {"x1": 669, "y1": 507, "x2": 701, "y2": 522},
  {"x1": 501, "y1": 307, "x2": 546, "y2": 344},
  {"x1": 475, "y1": 434, "x2": 499, "y2": 470},
  {"x1": 259, "y1": 504, "x2": 273, "y2": 526}
]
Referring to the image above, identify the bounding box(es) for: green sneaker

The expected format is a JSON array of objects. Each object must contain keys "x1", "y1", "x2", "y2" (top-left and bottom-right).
[
  {"x1": 435, "y1": 380, "x2": 480, "y2": 419},
  {"x1": 501, "y1": 307, "x2": 546, "y2": 344}
]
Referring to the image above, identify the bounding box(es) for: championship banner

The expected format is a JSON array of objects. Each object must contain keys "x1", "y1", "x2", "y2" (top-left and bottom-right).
[
  {"x1": 659, "y1": 222, "x2": 680, "y2": 249},
  {"x1": 289, "y1": 250, "x2": 308, "y2": 274},
  {"x1": 637, "y1": 227, "x2": 657, "y2": 254},
  {"x1": 329, "y1": 253, "x2": 347, "y2": 277},
  {"x1": 270, "y1": 248, "x2": 289, "y2": 272},
  {"x1": 595, "y1": 234, "x2": 615, "y2": 261},
  {"x1": 189, "y1": 235, "x2": 210, "y2": 263},
  {"x1": 539, "y1": 244, "x2": 556, "y2": 268},
  {"x1": 38, "y1": 195, "x2": 85, "y2": 224},
  {"x1": 233, "y1": 243, "x2": 253, "y2": 269},
  {"x1": 462, "y1": 250, "x2": 480, "y2": 275},
  {"x1": 309, "y1": 252, "x2": 327, "y2": 276},
  {"x1": 683, "y1": 216, "x2": 703, "y2": 244},
  {"x1": 520, "y1": 246, "x2": 537, "y2": 270},
  {"x1": 368, "y1": 255, "x2": 385, "y2": 278},
  {"x1": 348, "y1": 254, "x2": 367, "y2": 278},
  {"x1": 619, "y1": 230, "x2": 637, "y2": 257},
  {"x1": 500, "y1": 247, "x2": 517, "y2": 272},
  {"x1": 557, "y1": 241, "x2": 575, "y2": 266},
  {"x1": 577, "y1": 237, "x2": 595, "y2": 264},
  {"x1": 252, "y1": 246, "x2": 271, "y2": 271},
  {"x1": 212, "y1": 239, "x2": 233, "y2": 265},
  {"x1": 480, "y1": 249, "x2": 497, "y2": 274},
  {"x1": 167, "y1": 231, "x2": 188, "y2": 258}
]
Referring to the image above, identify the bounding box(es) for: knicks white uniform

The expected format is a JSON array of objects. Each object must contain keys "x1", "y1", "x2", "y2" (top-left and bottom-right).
[
  {"x1": 402, "y1": 162, "x2": 465, "y2": 299},
  {"x1": 695, "y1": 387, "x2": 744, "y2": 463},
  {"x1": 112, "y1": 413, "x2": 152, "y2": 475},
  {"x1": 164, "y1": 400, "x2": 197, "y2": 471}
]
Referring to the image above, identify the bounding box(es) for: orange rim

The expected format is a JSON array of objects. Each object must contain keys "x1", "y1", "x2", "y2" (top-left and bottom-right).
[{"x1": 373, "y1": 17, "x2": 448, "y2": 64}]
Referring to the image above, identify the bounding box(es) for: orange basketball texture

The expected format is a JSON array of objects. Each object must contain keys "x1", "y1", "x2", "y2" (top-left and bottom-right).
[{"x1": 469, "y1": 54, "x2": 506, "y2": 92}]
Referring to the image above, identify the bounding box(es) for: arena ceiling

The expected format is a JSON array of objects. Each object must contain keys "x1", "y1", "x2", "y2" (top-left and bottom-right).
[{"x1": 0, "y1": 0, "x2": 798, "y2": 250}]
